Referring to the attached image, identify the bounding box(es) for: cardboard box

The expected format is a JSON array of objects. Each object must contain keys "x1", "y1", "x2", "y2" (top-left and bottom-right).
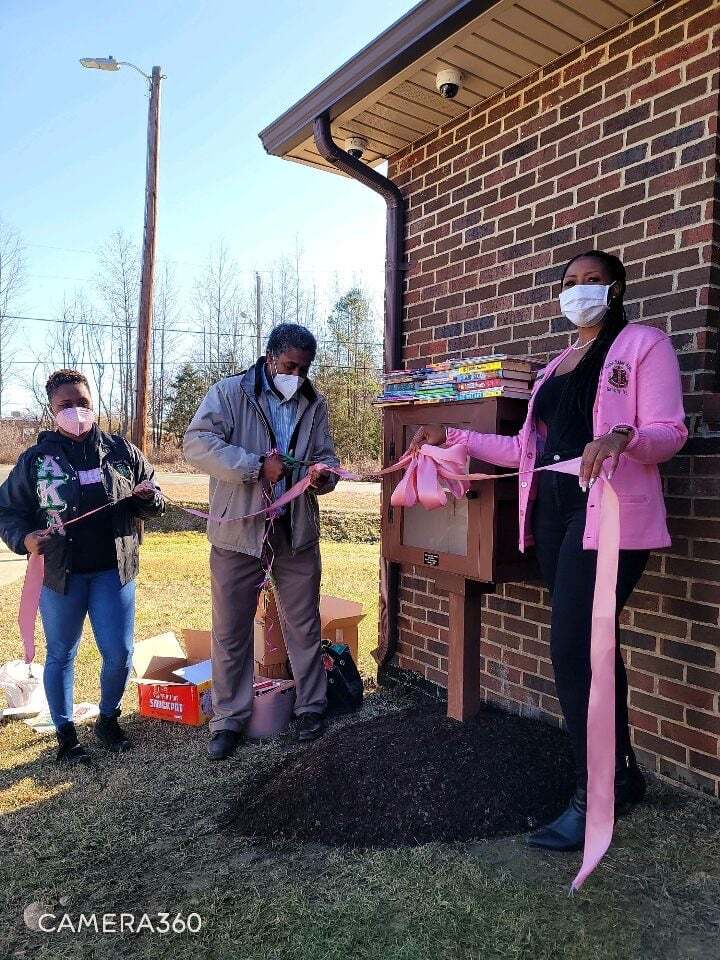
[
  {"x1": 254, "y1": 589, "x2": 288, "y2": 667},
  {"x1": 132, "y1": 630, "x2": 213, "y2": 726},
  {"x1": 255, "y1": 590, "x2": 365, "y2": 666},
  {"x1": 255, "y1": 660, "x2": 291, "y2": 680},
  {"x1": 319, "y1": 596, "x2": 365, "y2": 663}
]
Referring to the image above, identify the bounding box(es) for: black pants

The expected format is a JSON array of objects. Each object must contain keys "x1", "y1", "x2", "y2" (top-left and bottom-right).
[{"x1": 532, "y1": 471, "x2": 649, "y2": 788}]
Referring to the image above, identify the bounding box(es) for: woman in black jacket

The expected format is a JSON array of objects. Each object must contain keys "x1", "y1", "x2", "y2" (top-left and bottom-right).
[{"x1": 0, "y1": 369, "x2": 164, "y2": 763}]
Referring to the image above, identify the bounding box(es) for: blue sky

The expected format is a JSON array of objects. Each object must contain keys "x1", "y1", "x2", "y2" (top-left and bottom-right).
[{"x1": 1, "y1": 0, "x2": 412, "y2": 409}]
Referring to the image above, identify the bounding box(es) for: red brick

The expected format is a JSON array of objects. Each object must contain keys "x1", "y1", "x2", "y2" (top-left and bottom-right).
[
  {"x1": 689, "y1": 751, "x2": 720, "y2": 777},
  {"x1": 656, "y1": 34, "x2": 709, "y2": 73},
  {"x1": 686, "y1": 709, "x2": 720, "y2": 735},
  {"x1": 662, "y1": 597, "x2": 719, "y2": 624},
  {"x1": 655, "y1": 77, "x2": 710, "y2": 115},
  {"x1": 582, "y1": 55, "x2": 630, "y2": 91},
  {"x1": 658, "y1": 0, "x2": 714, "y2": 34},
  {"x1": 634, "y1": 730, "x2": 688, "y2": 764},
  {"x1": 687, "y1": 666, "x2": 720, "y2": 692},
  {"x1": 687, "y1": 6, "x2": 720, "y2": 38},
  {"x1": 632, "y1": 28, "x2": 685, "y2": 65},
  {"x1": 605, "y1": 62, "x2": 653, "y2": 98},
  {"x1": 608, "y1": 21, "x2": 655, "y2": 58},
  {"x1": 658, "y1": 679, "x2": 716, "y2": 709},
  {"x1": 661, "y1": 638, "x2": 716, "y2": 667},
  {"x1": 630, "y1": 651, "x2": 684, "y2": 680},
  {"x1": 629, "y1": 708, "x2": 659, "y2": 734},
  {"x1": 390, "y1": 5, "x2": 720, "y2": 791},
  {"x1": 630, "y1": 690, "x2": 684, "y2": 721},
  {"x1": 691, "y1": 622, "x2": 720, "y2": 647},
  {"x1": 661, "y1": 720, "x2": 718, "y2": 755}
]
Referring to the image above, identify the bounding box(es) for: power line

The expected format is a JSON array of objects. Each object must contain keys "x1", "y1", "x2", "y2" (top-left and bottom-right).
[
  {"x1": 5, "y1": 314, "x2": 384, "y2": 349},
  {"x1": 9, "y1": 358, "x2": 382, "y2": 373},
  {"x1": 24, "y1": 244, "x2": 381, "y2": 277}
]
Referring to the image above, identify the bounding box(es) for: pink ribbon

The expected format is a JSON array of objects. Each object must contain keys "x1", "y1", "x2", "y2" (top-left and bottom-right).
[
  {"x1": 17, "y1": 446, "x2": 618, "y2": 888},
  {"x1": 387, "y1": 444, "x2": 620, "y2": 890},
  {"x1": 389, "y1": 444, "x2": 470, "y2": 509}
]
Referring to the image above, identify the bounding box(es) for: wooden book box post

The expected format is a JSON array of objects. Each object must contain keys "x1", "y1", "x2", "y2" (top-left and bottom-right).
[{"x1": 381, "y1": 398, "x2": 538, "y2": 722}]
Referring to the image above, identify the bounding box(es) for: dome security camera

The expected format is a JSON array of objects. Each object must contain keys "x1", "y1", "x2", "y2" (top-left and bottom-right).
[
  {"x1": 345, "y1": 136, "x2": 368, "y2": 159},
  {"x1": 435, "y1": 67, "x2": 463, "y2": 100}
]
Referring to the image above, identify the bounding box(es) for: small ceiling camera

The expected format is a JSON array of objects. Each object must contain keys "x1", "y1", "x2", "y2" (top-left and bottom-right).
[
  {"x1": 345, "y1": 136, "x2": 368, "y2": 159},
  {"x1": 435, "y1": 67, "x2": 463, "y2": 100}
]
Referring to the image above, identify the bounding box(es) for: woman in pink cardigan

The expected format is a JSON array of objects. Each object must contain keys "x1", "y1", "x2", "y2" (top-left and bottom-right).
[{"x1": 410, "y1": 250, "x2": 687, "y2": 852}]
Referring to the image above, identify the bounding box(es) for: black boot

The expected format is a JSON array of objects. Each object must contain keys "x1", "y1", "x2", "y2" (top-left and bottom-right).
[
  {"x1": 56, "y1": 722, "x2": 91, "y2": 765},
  {"x1": 527, "y1": 787, "x2": 587, "y2": 852},
  {"x1": 94, "y1": 709, "x2": 130, "y2": 753},
  {"x1": 528, "y1": 755, "x2": 646, "y2": 852}
]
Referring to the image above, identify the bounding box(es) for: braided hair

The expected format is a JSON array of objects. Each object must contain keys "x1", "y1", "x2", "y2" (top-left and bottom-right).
[{"x1": 556, "y1": 250, "x2": 627, "y2": 430}]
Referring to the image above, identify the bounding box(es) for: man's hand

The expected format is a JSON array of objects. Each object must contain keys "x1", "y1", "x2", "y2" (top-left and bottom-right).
[
  {"x1": 408, "y1": 424, "x2": 447, "y2": 454},
  {"x1": 132, "y1": 480, "x2": 157, "y2": 500},
  {"x1": 261, "y1": 453, "x2": 286, "y2": 485},
  {"x1": 23, "y1": 529, "x2": 55, "y2": 556},
  {"x1": 579, "y1": 431, "x2": 630, "y2": 490},
  {"x1": 307, "y1": 463, "x2": 329, "y2": 489}
]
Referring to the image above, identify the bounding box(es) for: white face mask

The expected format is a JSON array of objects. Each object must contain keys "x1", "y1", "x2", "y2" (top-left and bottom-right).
[
  {"x1": 270, "y1": 358, "x2": 304, "y2": 401},
  {"x1": 559, "y1": 283, "x2": 613, "y2": 328}
]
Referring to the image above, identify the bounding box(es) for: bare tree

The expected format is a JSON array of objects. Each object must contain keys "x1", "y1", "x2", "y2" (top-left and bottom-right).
[
  {"x1": 97, "y1": 230, "x2": 139, "y2": 435},
  {"x1": 265, "y1": 246, "x2": 318, "y2": 333},
  {"x1": 150, "y1": 263, "x2": 181, "y2": 447},
  {"x1": 82, "y1": 306, "x2": 115, "y2": 430},
  {"x1": 192, "y1": 241, "x2": 251, "y2": 376},
  {"x1": 0, "y1": 219, "x2": 25, "y2": 418},
  {"x1": 50, "y1": 293, "x2": 87, "y2": 369},
  {"x1": 193, "y1": 241, "x2": 237, "y2": 369}
]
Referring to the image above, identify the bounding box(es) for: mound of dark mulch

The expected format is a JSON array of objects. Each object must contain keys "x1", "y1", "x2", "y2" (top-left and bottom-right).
[{"x1": 230, "y1": 705, "x2": 575, "y2": 847}]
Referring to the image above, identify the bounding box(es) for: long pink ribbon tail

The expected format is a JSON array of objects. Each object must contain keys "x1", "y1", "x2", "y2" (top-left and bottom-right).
[
  {"x1": 19, "y1": 553, "x2": 43, "y2": 664},
  {"x1": 572, "y1": 477, "x2": 620, "y2": 891}
]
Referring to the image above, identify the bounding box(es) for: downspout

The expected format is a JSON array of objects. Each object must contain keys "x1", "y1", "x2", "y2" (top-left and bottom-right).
[{"x1": 313, "y1": 112, "x2": 403, "y2": 668}]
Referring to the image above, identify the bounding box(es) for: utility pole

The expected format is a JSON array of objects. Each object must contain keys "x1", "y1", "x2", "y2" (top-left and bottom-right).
[
  {"x1": 255, "y1": 271, "x2": 263, "y2": 358},
  {"x1": 132, "y1": 65, "x2": 162, "y2": 454}
]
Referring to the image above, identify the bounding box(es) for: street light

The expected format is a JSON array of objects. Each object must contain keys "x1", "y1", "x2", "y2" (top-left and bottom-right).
[
  {"x1": 79, "y1": 56, "x2": 120, "y2": 71},
  {"x1": 80, "y1": 54, "x2": 163, "y2": 455}
]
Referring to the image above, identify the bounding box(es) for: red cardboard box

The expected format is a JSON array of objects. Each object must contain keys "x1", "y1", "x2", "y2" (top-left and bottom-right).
[{"x1": 132, "y1": 630, "x2": 213, "y2": 726}]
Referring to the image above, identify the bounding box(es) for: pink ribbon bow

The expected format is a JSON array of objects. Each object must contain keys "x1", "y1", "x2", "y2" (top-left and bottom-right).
[{"x1": 390, "y1": 443, "x2": 470, "y2": 509}]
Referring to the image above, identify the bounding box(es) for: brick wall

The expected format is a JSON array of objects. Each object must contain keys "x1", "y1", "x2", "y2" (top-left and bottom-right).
[{"x1": 385, "y1": 0, "x2": 720, "y2": 798}]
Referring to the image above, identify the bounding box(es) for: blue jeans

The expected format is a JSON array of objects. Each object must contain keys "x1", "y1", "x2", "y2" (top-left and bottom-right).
[{"x1": 39, "y1": 569, "x2": 136, "y2": 729}]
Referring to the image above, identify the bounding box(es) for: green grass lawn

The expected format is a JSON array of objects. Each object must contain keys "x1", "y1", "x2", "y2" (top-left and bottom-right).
[{"x1": 0, "y1": 532, "x2": 719, "y2": 959}]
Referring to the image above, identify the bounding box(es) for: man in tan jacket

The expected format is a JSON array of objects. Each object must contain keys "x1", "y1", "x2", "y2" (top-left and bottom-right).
[{"x1": 184, "y1": 324, "x2": 340, "y2": 759}]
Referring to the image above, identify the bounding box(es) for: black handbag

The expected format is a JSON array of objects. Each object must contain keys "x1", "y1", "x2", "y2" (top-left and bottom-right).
[{"x1": 321, "y1": 641, "x2": 363, "y2": 712}]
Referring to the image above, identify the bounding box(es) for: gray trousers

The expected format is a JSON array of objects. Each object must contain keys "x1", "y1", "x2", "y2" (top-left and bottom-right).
[{"x1": 208, "y1": 523, "x2": 327, "y2": 733}]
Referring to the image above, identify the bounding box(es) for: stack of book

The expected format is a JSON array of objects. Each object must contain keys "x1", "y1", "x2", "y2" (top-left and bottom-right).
[
  {"x1": 376, "y1": 370, "x2": 423, "y2": 404},
  {"x1": 374, "y1": 354, "x2": 536, "y2": 406}
]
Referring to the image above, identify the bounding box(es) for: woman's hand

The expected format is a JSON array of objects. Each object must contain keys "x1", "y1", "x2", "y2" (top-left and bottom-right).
[
  {"x1": 23, "y1": 529, "x2": 54, "y2": 556},
  {"x1": 579, "y1": 431, "x2": 631, "y2": 490},
  {"x1": 132, "y1": 480, "x2": 157, "y2": 500},
  {"x1": 408, "y1": 425, "x2": 448, "y2": 454}
]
